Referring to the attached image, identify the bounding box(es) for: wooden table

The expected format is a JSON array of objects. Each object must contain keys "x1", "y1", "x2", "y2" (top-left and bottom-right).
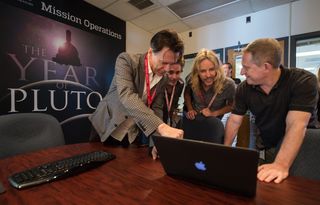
[{"x1": 1, "y1": 143, "x2": 320, "y2": 204}]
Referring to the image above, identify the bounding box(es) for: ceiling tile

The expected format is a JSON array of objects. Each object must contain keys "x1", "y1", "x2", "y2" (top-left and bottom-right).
[
  {"x1": 104, "y1": 0, "x2": 160, "y2": 21},
  {"x1": 86, "y1": 0, "x2": 300, "y2": 34},
  {"x1": 150, "y1": 20, "x2": 191, "y2": 33},
  {"x1": 184, "y1": 0, "x2": 251, "y2": 29},
  {"x1": 84, "y1": 0, "x2": 117, "y2": 9},
  {"x1": 157, "y1": 0, "x2": 181, "y2": 6},
  {"x1": 131, "y1": 7, "x2": 179, "y2": 31},
  {"x1": 168, "y1": 0, "x2": 238, "y2": 18}
]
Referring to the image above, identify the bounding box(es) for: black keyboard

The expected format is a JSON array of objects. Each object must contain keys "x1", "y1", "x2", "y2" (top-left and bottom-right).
[{"x1": 8, "y1": 151, "x2": 115, "y2": 189}]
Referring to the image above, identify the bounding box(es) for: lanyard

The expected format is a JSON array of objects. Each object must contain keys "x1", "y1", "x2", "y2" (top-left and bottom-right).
[
  {"x1": 165, "y1": 84, "x2": 176, "y2": 113},
  {"x1": 207, "y1": 92, "x2": 218, "y2": 108},
  {"x1": 144, "y1": 55, "x2": 157, "y2": 107},
  {"x1": 198, "y1": 90, "x2": 218, "y2": 108}
]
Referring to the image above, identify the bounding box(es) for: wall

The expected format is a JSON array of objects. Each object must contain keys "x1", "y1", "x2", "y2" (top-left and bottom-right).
[
  {"x1": 180, "y1": 0, "x2": 320, "y2": 55},
  {"x1": 181, "y1": 4, "x2": 290, "y2": 55},
  {"x1": 291, "y1": 0, "x2": 320, "y2": 35},
  {"x1": 126, "y1": 22, "x2": 152, "y2": 53}
]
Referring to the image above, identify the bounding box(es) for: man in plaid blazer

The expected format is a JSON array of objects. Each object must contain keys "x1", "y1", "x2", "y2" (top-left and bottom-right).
[{"x1": 89, "y1": 30, "x2": 184, "y2": 155}]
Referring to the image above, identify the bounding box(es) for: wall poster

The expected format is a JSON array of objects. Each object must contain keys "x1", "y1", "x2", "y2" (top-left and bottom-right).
[{"x1": 0, "y1": 0, "x2": 126, "y2": 143}]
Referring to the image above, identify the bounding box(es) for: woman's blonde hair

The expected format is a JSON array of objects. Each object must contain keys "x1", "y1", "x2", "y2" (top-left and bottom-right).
[{"x1": 190, "y1": 49, "x2": 225, "y2": 94}]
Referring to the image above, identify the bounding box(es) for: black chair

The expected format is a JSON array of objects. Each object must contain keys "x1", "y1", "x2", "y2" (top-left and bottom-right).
[
  {"x1": 0, "y1": 113, "x2": 65, "y2": 159},
  {"x1": 182, "y1": 115, "x2": 224, "y2": 144},
  {"x1": 290, "y1": 129, "x2": 320, "y2": 180},
  {"x1": 61, "y1": 114, "x2": 93, "y2": 144}
]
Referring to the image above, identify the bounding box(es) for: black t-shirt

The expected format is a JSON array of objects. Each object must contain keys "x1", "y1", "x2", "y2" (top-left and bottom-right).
[{"x1": 232, "y1": 66, "x2": 318, "y2": 148}]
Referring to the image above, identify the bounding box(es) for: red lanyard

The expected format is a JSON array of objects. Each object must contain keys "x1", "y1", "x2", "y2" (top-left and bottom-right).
[
  {"x1": 197, "y1": 90, "x2": 217, "y2": 108},
  {"x1": 165, "y1": 84, "x2": 176, "y2": 113},
  {"x1": 144, "y1": 55, "x2": 157, "y2": 107}
]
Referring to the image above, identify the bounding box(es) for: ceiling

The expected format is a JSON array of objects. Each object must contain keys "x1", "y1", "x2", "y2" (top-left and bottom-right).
[{"x1": 85, "y1": 0, "x2": 298, "y2": 34}]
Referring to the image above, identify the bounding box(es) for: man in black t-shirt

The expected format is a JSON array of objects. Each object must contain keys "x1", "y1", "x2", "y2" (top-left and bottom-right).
[{"x1": 224, "y1": 38, "x2": 318, "y2": 184}]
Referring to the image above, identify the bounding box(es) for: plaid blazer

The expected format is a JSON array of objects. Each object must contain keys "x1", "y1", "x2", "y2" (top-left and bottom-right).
[{"x1": 89, "y1": 52, "x2": 167, "y2": 143}]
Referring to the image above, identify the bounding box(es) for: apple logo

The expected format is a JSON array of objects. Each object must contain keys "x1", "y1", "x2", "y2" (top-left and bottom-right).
[{"x1": 194, "y1": 161, "x2": 207, "y2": 171}]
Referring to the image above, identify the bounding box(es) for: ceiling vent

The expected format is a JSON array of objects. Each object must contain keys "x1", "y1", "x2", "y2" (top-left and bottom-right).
[
  {"x1": 168, "y1": 0, "x2": 240, "y2": 19},
  {"x1": 128, "y1": 0, "x2": 154, "y2": 10}
]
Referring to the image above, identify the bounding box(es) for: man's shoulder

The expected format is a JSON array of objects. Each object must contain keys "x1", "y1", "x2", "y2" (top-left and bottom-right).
[
  {"x1": 118, "y1": 52, "x2": 145, "y2": 62},
  {"x1": 235, "y1": 79, "x2": 251, "y2": 93},
  {"x1": 284, "y1": 66, "x2": 314, "y2": 77},
  {"x1": 285, "y1": 67, "x2": 317, "y2": 83},
  {"x1": 224, "y1": 77, "x2": 234, "y2": 83},
  {"x1": 116, "y1": 52, "x2": 146, "y2": 72},
  {"x1": 224, "y1": 77, "x2": 237, "y2": 88},
  {"x1": 178, "y1": 78, "x2": 184, "y2": 86},
  {"x1": 175, "y1": 79, "x2": 184, "y2": 92}
]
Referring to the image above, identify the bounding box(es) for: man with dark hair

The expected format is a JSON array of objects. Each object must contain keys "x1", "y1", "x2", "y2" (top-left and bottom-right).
[
  {"x1": 224, "y1": 38, "x2": 318, "y2": 183},
  {"x1": 89, "y1": 30, "x2": 184, "y2": 155},
  {"x1": 163, "y1": 57, "x2": 185, "y2": 128},
  {"x1": 222, "y1": 62, "x2": 241, "y2": 85}
]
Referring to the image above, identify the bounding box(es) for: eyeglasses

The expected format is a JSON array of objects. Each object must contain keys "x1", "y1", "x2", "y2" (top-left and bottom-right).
[{"x1": 168, "y1": 70, "x2": 181, "y2": 75}]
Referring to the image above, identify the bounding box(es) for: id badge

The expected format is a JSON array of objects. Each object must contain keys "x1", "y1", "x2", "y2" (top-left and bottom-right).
[{"x1": 259, "y1": 149, "x2": 265, "y2": 160}]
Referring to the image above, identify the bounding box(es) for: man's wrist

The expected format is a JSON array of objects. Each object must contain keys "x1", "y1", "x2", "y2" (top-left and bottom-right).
[
  {"x1": 274, "y1": 156, "x2": 291, "y2": 170},
  {"x1": 157, "y1": 123, "x2": 166, "y2": 133}
]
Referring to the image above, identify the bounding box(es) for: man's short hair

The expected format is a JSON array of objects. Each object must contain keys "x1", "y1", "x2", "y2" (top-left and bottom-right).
[
  {"x1": 243, "y1": 38, "x2": 282, "y2": 68},
  {"x1": 150, "y1": 29, "x2": 184, "y2": 56},
  {"x1": 224, "y1": 62, "x2": 232, "y2": 70}
]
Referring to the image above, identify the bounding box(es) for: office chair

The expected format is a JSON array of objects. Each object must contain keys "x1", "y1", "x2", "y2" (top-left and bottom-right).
[
  {"x1": 182, "y1": 115, "x2": 224, "y2": 144},
  {"x1": 0, "y1": 113, "x2": 65, "y2": 159},
  {"x1": 290, "y1": 129, "x2": 320, "y2": 180},
  {"x1": 61, "y1": 114, "x2": 92, "y2": 144}
]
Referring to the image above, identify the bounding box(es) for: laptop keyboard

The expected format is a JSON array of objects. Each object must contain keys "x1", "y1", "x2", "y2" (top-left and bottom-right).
[{"x1": 8, "y1": 150, "x2": 115, "y2": 189}]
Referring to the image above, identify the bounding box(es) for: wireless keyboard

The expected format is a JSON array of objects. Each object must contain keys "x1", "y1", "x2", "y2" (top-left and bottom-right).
[{"x1": 8, "y1": 150, "x2": 115, "y2": 189}]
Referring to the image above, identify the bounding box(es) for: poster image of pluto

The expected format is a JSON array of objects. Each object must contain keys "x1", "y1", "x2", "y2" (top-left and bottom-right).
[{"x1": 0, "y1": 0, "x2": 125, "y2": 143}]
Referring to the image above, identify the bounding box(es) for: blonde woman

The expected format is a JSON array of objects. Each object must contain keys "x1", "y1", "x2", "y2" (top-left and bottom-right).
[{"x1": 184, "y1": 49, "x2": 236, "y2": 120}]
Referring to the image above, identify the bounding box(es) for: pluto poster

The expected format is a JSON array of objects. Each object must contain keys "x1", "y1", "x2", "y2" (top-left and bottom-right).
[{"x1": 0, "y1": 0, "x2": 126, "y2": 143}]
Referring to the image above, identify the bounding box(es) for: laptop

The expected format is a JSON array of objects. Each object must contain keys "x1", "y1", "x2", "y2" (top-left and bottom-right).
[{"x1": 152, "y1": 136, "x2": 259, "y2": 197}]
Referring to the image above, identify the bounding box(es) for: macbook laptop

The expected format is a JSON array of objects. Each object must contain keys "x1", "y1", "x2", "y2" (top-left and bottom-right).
[{"x1": 152, "y1": 136, "x2": 259, "y2": 197}]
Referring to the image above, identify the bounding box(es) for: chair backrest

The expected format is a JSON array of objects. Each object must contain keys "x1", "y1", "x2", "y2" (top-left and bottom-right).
[
  {"x1": 290, "y1": 129, "x2": 320, "y2": 180},
  {"x1": 61, "y1": 115, "x2": 92, "y2": 144},
  {"x1": 0, "y1": 113, "x2": 65, "y2": 159},
  {"x1": 182, "y1": 115, "x2": 224, "y2": 144}
]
